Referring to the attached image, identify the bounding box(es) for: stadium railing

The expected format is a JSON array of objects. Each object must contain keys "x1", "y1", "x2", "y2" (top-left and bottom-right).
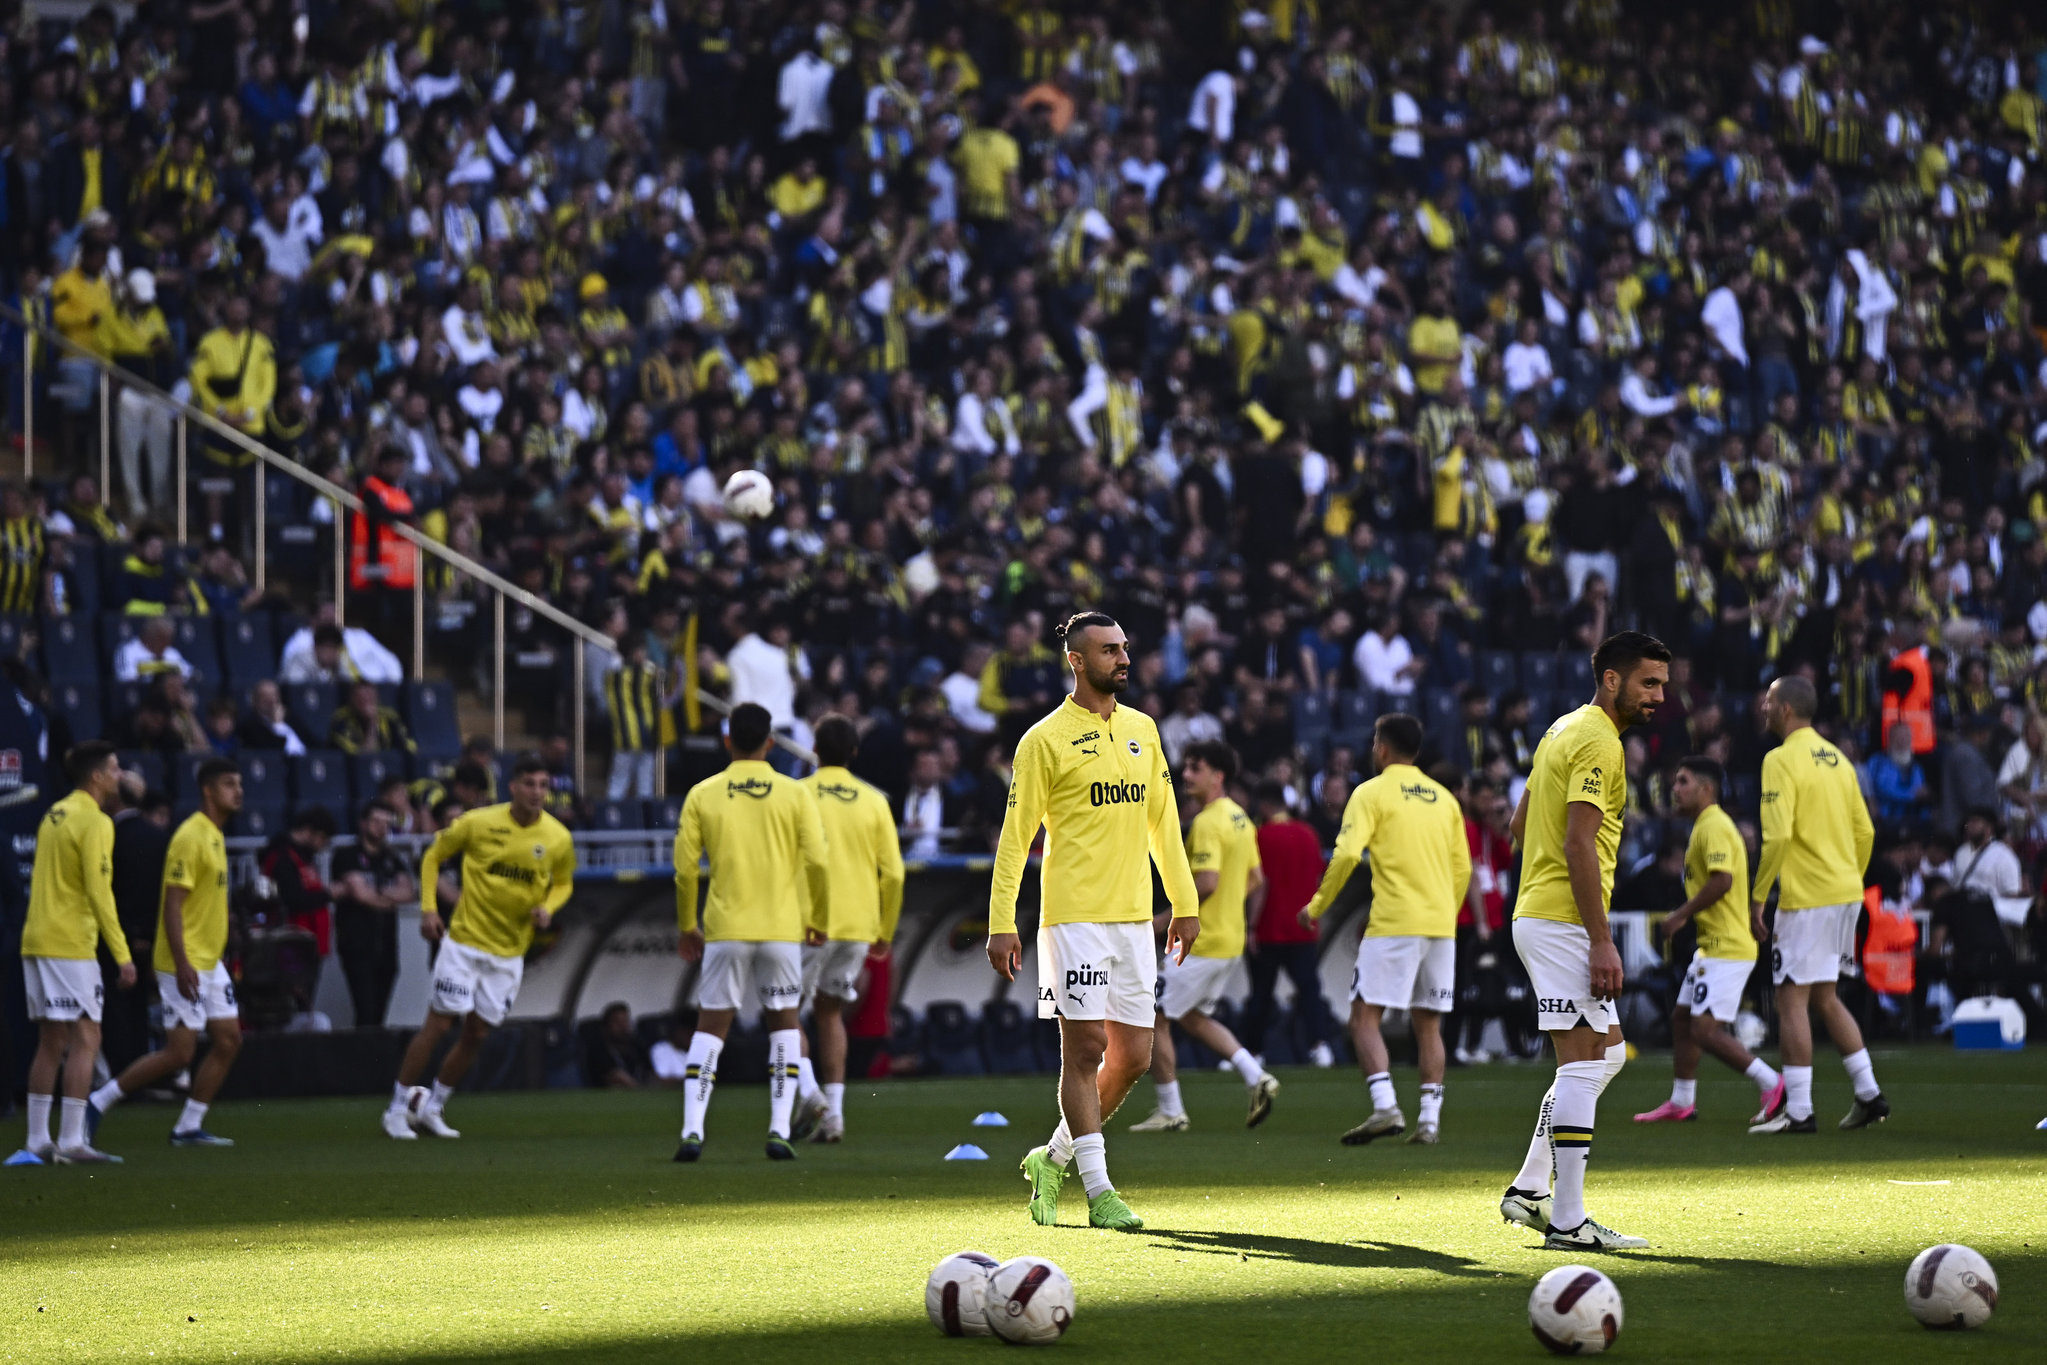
[{"x1": 1, "y1": 302, "x2": 815, "y2": 788}]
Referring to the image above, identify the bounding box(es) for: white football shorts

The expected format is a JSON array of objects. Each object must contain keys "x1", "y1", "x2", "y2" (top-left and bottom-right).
[
  {"x1": 430, "y1": 938, "x2": 526, "y2": 1025},
  {"x1": 698, "y1": 940, "x2": 803, "y2": 1012},
  {"x1": 1156, "y1": 951, "x2": 1235, "y2": 1019},
  {"x1": 1036, "y1": 920, "x2": 1156, "y2": 1028},
  {"x1": 1771, "y1": 902, "x2": 1861, "y2": 985},
  {"x1": 1680, "y1": 951, "x2": 1758, "y2": 1023},
  {"x1": 1352, "y1": 934, "x2": 1456, "y2": 1012},
  {"x1": 157, "y1": 961, "x2": 239, "y2": 1032},
  {"x1": 801, "y1": 939, "x2": 869, "y2": 1006},
  {"x1": 23, "y1": 956, "x2": 104, "y2": 1023},
  {"x1": 1513, "y1": 917, "x2": 1621, "y2": 1035}
]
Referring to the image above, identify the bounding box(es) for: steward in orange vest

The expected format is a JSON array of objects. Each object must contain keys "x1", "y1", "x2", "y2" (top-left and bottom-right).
[{"x1": 351, "y1": 446, "x2": 418, "y2": 592}]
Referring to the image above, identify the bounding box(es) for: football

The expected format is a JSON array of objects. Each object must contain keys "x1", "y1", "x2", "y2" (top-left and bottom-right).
[
  {"x1": 982, "y1": 1255, "x2": 1075, "y2": 1345},
  {"x1": 723, "y1": 468, "x2": 775, "y2": 520},
  {"x1": 925, "y1": 1250, "x2": 1001, "y2": 1337},
  {"x1": 1529, "y1": 1264, "x2": 1623, "y2": 1355},
  {"x1": 1905, "y1": 1244, "x2": 1998, "y2": 1330}
]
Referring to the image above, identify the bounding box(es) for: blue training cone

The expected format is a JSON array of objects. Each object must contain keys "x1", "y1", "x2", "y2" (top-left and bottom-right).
[
  {"x1": 971, "y1": 1112, "x2": 1010, "y2": 1127},
  {"x1": 945, "y1": 1144, "x2": 990, "y2": 1160}
]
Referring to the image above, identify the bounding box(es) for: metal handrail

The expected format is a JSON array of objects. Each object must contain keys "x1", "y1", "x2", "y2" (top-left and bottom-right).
[{"x1": 2, "y1": 300, "x2": 816, "y2": 773}]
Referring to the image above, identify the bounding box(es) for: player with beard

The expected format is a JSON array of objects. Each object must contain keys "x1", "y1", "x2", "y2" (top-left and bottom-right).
[
  {"x1": 1499, "y1": 631, "x2": 1670, "y2": 1252},
  {"x1": 988, "y1": 613, "x2": 1200, "y2": 1230}
]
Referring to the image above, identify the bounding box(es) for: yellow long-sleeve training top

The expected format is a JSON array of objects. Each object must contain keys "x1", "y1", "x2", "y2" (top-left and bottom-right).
[
  {"x1": 989, "y1": 696, "x2": 1199, "y2": 934},
  {"x1": 1515, "y1": 704, "x2": 1628, "y2": 927},
  {"x1": 156, "y1": 811, "x2": 230, "y2": 972},
  {"x1": 675, "y1": 759, "x2": 830, "y2": 943},
  {"x1": 1186, "y1": 795, "x2": 1261, "y2": 959},
  {"x1": 802, "y1": 765, "x2": 905, "y2": 944},
  {"x1": 22, "y1": 790, "x2": 127, "y2": 963},
  {"x1": 1754, "y1": 727, "x2": 1873, "y2": 911},
  {"x1": 420, "y1": 804, "x2": 577, "y2": 958},
  {"x1": 1303, "y1": 763, "x2": 1470, "y2": 937},
  {"x1": 1686, "y1": 802, "x2": 1756, "y2": 960}
]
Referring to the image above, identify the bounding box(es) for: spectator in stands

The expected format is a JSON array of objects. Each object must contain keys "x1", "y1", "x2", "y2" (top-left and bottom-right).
[
  {"x1": 981, "y1": 621, "x2": 1062, "y2": 742},
  {"x1": 1243, "y1": 782, "x2": 1336, "y2": 1068},
  {"x1": 332, "y1": 801, "x2": 416, "y2": 1031},
  {"x1": 939, "y1": 644, "x2": 998, "y2": 737},
  {"x1": 329, "y1": 680, "x2": 416, "y2": 756},
  {"x1": 726, "y1": 610, "x2": 807, "y2": 737},
  {"x1": 278, "y1": 606, "x2": 403, "y2": 684},
  {"x1": 193, "y1": 542, "x2": 264, "y2": 617},
  {"x1": 113, "y1": 526, "x2": 198, "y2": 615},
  {"x1": 1871, "y1": 724, "x2": 1932, "y2": 834},
  {"x1": 237, "y1": 681, "x2": 306, "y2": 755},
  {"x1": 900, "y1": 747, "x2": 952, "y2": 860},
  {"x1": 258, "y1": 806, "x2": 337, "y2": 957},
  {"x1": 1309, "y1": 767, "x2": 1351, "y2": 849},
  {"x1": 1938, "y1": 716, "x2": 2002, "y2": 839},
  {"x1": 156, "y1": 675, "x2": 210, "y2": 755},
  {"x1": 112, "y1": 617, "x2": 192, "y2": 683},
  {"x1": 1997, "y1": 712, "x2": 2047, "y2": 844},
  {"x1": 538, "y1": 733, "x2": 581, "y2": 826},
  {"x1": 1159, "y1": 682, "x2": 1225, "y2": 768},
  {"x1": 1353, "y1": 611, "x2": 1420, "y2": 698},
  {"x1": 604, "y1": 630, "x2": 667, "y2": 801},
  {"x1": 583, "y1": 1003, "x2": 649, "y2": 1089}
]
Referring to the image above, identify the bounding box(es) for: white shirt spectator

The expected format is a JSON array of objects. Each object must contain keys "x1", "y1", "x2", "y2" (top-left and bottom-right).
[
  {"x1": 1943, "y1": 838, "x2": 2032, "y2": 926},
  {"x1": 902, "y1": 783, "x2": 946, "y2": 859},
  {"x1": 1502, "y1": 340, "x2": 1555, "y2": 394},
  {"x1": 441, "y1": 302, "x2": 497, "y2": 368},
  {"x1": 1388, "y1": 90, "x2": 1423, "y2": 159},
  {"x1": 1619, "y1": 368, "x2": 1682, "y2": 417},
  {"x1": 1159, "y1": 708, "x2": 1225, "y2": 767},
  {"x1": 113, "y1": 637, "x2": 193, "y2": 682},
  {"x1": 1354, "y1": 627, "x2": 1418, "y2": 697},
  {"x1": 727, "y1": 632, "x2": 807, "y2": 728},
  {"x1": 1333, "y1": 260, "x2": 1388, "y2": 310},
  {"x1": 777, "y1": 52, "x2": 835, "y2": 141},
  {"x1": 1119, "y1": 154, "x2": 1168, "y2": 203},
  {"x1": 953, "y1": 390, "x2": 1020, "y2": 458},
  {"x1": 1702, "y1": 285, "x2": 1749, "y2": 368},
  {"x1": 939, "y1": 669, "x2": 997, "y2": 735},
  {"x1": 251, "y1": 215, "x2": 318, "y2": 283},
  {"x1": 278, "y1": 626, "x2": 405, "y2": 683},
  {"x1": 1187, "y1": 71, "x2": 1237, "y2": 143}
]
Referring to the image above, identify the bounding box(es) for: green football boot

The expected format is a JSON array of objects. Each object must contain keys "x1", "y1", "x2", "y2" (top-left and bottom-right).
[
  {"x1": 1087, "y1": 1189, "x2": 1145, "y2": 1231},
  {"x1": 1020, "y1": 1145, "x2": 1067, "y2": 1226}
]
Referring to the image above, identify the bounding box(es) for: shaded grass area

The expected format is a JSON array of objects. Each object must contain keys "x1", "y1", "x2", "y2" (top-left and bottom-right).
[{"x1": 3, "y1": 1048, "x2": 2044, "y2": 1362}]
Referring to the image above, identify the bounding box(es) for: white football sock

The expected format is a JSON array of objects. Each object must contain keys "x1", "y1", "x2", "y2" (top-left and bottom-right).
[
  {"x1": 796, "y1": 1056, "x2": 821, "y2": 1103},
  {"x1": 1366, "y1": 1071, "x2": 1398, "y2": 1112},
  {"x1": 90, "y1": 1080, "x2": 125, "y2": 1112},
  {"x1": 1070, "y1": 1132, "x2": 1112, "y2": 1199},
  {"x1": 1745, "y1": 1058, "x2": 1780, "y2": 1091},
  {"x1": 1046, "y1": 1118, "x2": 1074, "y2": 1167},
  {"x1": 388, "y1": 1081, "x2": 411, "y2": 1113},
  {"x1": 1155, "y1": 1080, "x2": 1184, "y2": 1117},
  {"x1": 176, "y1": 1100, "x2": 208, "y2": 1133},
  {"x1": 767, "y1": 1028, "x2": 801, "y2": 1139},
  {"x1": 1228, "y1": 1047, "x2": 1262, "y2": 1087},
  {"x1": 1548, "y1": 1060, "x2": 1605, "y2": 1232},
  {"x1": 428, "y1": 1080, "x2": 454, "y2": 1114},
  {"x1": 1418, "y1": 1083, "x2": 1444, "y2": 1128},
  {"x1": 680, "y1": 1033, "x2": 722, "y2": 1140},
  {"x1": 25, "y1": 1093, "x2": 52, "y2": 1151},
  {"x1": 1511, "y1": 1084, "x2": 1556, "y2": 1192},
  {"x1": 1784, "y1": 1064, "x2": 1814, "y2": 1120},
  {"x1": 823, "y1": 1082, "x2": 845, "y2": 1122},
  {"x1": 58, "y1": 1098, "x2": 88, "y2": 1149},
  {"x1": 1671, "y1": 1078, "x2": 1697, "y2": 1107},
  {"x1": 1841, "y1": 1048, "x2": 1879, "y2": 1102},
  {"x1": 1600, "y1": 1040, "x2": 1627, "y2": 1091}
]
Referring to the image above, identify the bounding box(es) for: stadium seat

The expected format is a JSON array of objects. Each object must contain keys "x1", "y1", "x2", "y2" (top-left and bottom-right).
[
  {"x1": 239, "y1": 751, "x2": 288, "y2": 806},
  {"x1": 1725, "y1": 773, "x2": 1760, "y2": 817},
  {"x1": 98, "y1": 612, "x2": 140, "y2": 664},
  {"x1": 51, "y1": 682, "x2": 102, "y2": 741},
  {"x1": 1421, "y1": 688, "x2": 1459, "y2": 739},
  {"x1": 41, "y1": 615, "x2": 99, "y2": 683},
  {"x1": 980, "y1": 1001, "x2": 1037, "y2": 1075},
  {"x1": 171, "y1": 616, "x2": 219, "y2": 680},
  {"x1": 1332, "y1": 689, "x2": 1376, "y2": 749},
  {"x1": 1290, "y1": 691, "x2": 1332, "y2": 762},
  {"x1": 117, "y1": 750, "x2": 165, "y2": 795},
  {"x1": 1560, "y1": 652, "x2": 1594, "y2": 693},
  {"x1": 0, "y1": 614, "x2": 24, "y2": 662},
  {"x1": 349, "y1": 752, "x2": 411, "y2": 807},
  {"x1": 1520, "y1": 651, "x2": 1559, "y2": 694},
  {"x1": 588, "y1": 800, "x2": 643, "y2": 831},
  {"x1": 67, "y1": 541, "x2": 103, "y2": 616},
  {"x1": 404, "y1": 680, "x2": 462, "y2": 755},
  {"x1": 290, "y1": 750, "x2": 349, "y2": 815},
  {"x1": 221, "y1": 614, "x2": 275, "y2": 688},
  {"x1": 923, "y1": 1001, "x2": 986, "y2": 1076},
  {"x1": 284, "y1": 682, "x2": 338, "y2": 735},
  {"x1": 1477, "y1": 649, "x2": 1518, "y2": 695},
  {"x1": 235, "y1": 802, "x2": 288, "y2": 841},
  {"x1": 642, "y1": 797, "x2": 683, "y2": 831}
]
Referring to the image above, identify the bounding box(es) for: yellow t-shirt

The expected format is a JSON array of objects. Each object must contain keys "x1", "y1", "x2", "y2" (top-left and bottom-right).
[
  {"x1": 22, "y1": 790, "x2": 125, "y2": 963},
  {"x1": 1515, "y1": 705, "x2": 1628, "y2": 926},
  {"x1": 801, "y1": 766, "x2": 906, "y2": 944},
  {"x1": 675, "y1": 759, "x2": 828, "y2": 943},
  {"x1": 1186, "y1": 796, "x2": 1261, "y2": 959},
  {"x1": 956, "y1": 127, "x2": 1019, "y2": 219},
  {"x1": 420, "y1": 804, "x2": 577, "y2": 958},
  {"x1": 50, "y1": 265, "x2": 115, "y2": 358},
  {"x1": 990, "y1": 697, "x2": 1199, "y2": 934},
  {"x1": 157, "y1": 812, "x2": 230, "y2": 972},
  {"x1": 1685, "y1": 803, "x2": 1755, "y2": 961},
  {"x1": 1754, "y1": 727, "x2": 1874, "y2": 911},
  {"x1": 1304, "y1": 763, "x2": 1470, "y2": 938},
  {"x1": 1407, "y1": 313, "x2": 1461, "y2": 394}
]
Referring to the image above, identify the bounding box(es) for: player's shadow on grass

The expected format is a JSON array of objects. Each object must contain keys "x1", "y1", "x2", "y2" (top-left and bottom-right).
[{"x1": 1139, "y1": 1229, "x2": 1495, "y2": 1277}]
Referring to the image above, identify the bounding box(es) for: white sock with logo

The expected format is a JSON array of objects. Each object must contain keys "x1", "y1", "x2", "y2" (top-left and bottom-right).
[
  {"x1": 1600, "y1": 1040, "x2": 1627, "y2": 1091},
  {"x1": 388, "y1": 1081, "x2": 412, "y2": 1114},
  {"x1": 427, "y1": 1080, "x2": 455, "y2": 1115},
  {"x1": 25, "y1": 1093, "x2": 52, "y2": 1151},
  {"x1": 767, "y1": 1028, "x2": 801, "y2": 1139},
  {"x1": 680, "y1": 1034, "x2": 722, "y2": 1140},
  {"x1": 58, "y1": 1098, "x2": 88, "y2": 1149},
  {"x1": 1228, "y1": 1047, "x2": 1262, "y2": 1087},
  {"x1": 90, "y1": 1080, "x2": 124, "y2": 1113},
  {"x1": 1511, "y1": 1084, "x2": 1556, "y2": 1192},
  {"x1": 796, "y1": 1056, "x2": 821, "y2": 1104},
  {"x1": 823, "y1": 1082, "x2": 845, "y2": 1122},
  {"x1": 1745, "y1": 1058, "x2": 1780, "y2": 1091},
  {"x1": 1155, "y1": 1080, "x2": 1184, "y2": 1117},
  {"x1": 1671, "y1": 1078, "x2": 1697, "y2": 1107},
  {"x1": 1419, "y1": 1083, "x2": 1444, "y2": 1128},
  {"x1": 1784, "y1": 1065, "x2": 1814, "y2": 1120},
  {"x1": 1366, "y1": 1071, "x2": 1398, "y2": 1112},
  {"x1": 176, "y1": 1100, "x2": 209, "y2": 1133},
  {"x1": 1549, "y1": 1061, "x2": 1605, "y2": 1232},
  {"x1": 1070, "y1": 1132, "x2": 1112, "y2": 1199},
  {"x1": 1841, "y1": 1048, "x2": 1880, "y2": 1102},
  {"x1": 1046, "y1": 1118, "x2": 1075, "y2": 1168}
]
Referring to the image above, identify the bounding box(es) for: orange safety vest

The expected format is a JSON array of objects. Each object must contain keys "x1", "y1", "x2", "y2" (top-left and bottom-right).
[
  {"x1": 1862, "y1": 885, "x2": 1917, "y2": 995},
  {"x1": 1880, "y1": 646, "x2": 1934, "y2": 754},
  {"x1": 350, "y1": 476, "x2": 417, "y2": 591}
]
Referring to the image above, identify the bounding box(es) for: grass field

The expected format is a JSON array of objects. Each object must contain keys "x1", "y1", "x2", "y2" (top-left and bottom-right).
[{"x1": 4, "y1": 1046, "x2": 2044, "y2": 1363}]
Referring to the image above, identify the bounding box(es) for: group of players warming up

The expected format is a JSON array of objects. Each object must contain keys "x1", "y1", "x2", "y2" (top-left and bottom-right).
[{"x1": 15, "y1": 619, "x2": 1901, "y2": 1235}]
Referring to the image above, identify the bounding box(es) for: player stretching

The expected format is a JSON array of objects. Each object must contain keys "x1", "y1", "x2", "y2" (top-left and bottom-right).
[
  {"x1": 381, "y1": 757, "x2": 575, "y2": 1139},
  {"x1": 1500, "y1": 632, "x2": 1669, "y2": 1252},
  {"x1": 988, "y1": 612, "x2": 1200, "y2": 1231},
  {"x1": 89, "y1": 759, "x2": 245, "y2": 1147},
  {"x1": 1130, "y1": 740, "x2": 1277, "y2": 1133},
  {"x1": 799, "y1": 714, "x2": 904, "y2": 1143},
  {"x1": 11, "y1": 743, "x2": 131, "y2": 1165},
  {"x1": 1746, "y1": 677, "x2": 1886, "y2": 1134},
  {"x1": 673, "y1": 702, "x2": 830, "y2": 1161},
  {"x1": 1633, "y1": 757, "x2": 1785, "y2": 1125},
  {"x1": 1301, "y1": 714, "x2": 1470, "y2": 1146}
]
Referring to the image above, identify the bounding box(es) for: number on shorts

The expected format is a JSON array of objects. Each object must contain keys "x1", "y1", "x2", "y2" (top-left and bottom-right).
[
  {"x1": 1771, "y1": 947, "x2": 1783, "y2": 976},
  {"x1": 1692, "y1": 978, "x2": 1709, "y2": 1007}
]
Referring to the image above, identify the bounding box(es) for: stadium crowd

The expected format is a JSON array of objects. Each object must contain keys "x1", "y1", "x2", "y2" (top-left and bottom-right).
[{"x1": 1, "y1": 0, "x2": 2047, "y2": 1049}]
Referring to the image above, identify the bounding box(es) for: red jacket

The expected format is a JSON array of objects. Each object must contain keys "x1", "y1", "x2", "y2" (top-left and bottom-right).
[
  {"x1": 1254, "y1": 815, "x2": 1325, "y2": 945},
  {"x1": 1463, "y1": 818, "x2": 1512, "y2": 931}
]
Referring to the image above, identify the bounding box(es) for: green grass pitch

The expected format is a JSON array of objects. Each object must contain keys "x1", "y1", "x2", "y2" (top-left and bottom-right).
[{"x1": 4, "y1": 1047, "x2": 2044, "y2": 1362}]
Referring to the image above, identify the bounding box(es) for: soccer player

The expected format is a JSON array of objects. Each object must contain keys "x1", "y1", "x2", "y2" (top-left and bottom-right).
[
  {"x1": 673, "y1": 702, "x2": 830, "y2": 1161},
  {"x1": 1129, "y1": 740, "x2": 1277, "y2": 1132},
  {"x1": 89, "y1": 757, "x2": 246, "y2": 1147},
  {"x1": 798, "y1": 713, "x2": 905, "y2": 1143},
  {"x1": 1634, "y1": 757, "x2": 1785, "y2": 1125},
  {"x1": 1299, "y1": 714, "x2": 1469, "y2": 1146},
  {"x1": 1746, "y1": 676, "x2": 1887, "y2": 1134},
  {"x1": 13, "y1": 742, "x2": 132, "y2": 1165},
  {"x1": 987, "y1": 612, "x2": 1200, "y2": 1232},
  {"x1": 1499, "y1": 631, "x2": 1669, "y2": 1252},
  {"x1": 380, "y1": 755, "x2": 575, "y2": 1139}
]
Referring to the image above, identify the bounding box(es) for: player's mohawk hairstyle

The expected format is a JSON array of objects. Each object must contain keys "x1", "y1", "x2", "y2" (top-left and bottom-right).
[{"x1": 1055, "y1": 611, "x2": 1118, "y2": 642}]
